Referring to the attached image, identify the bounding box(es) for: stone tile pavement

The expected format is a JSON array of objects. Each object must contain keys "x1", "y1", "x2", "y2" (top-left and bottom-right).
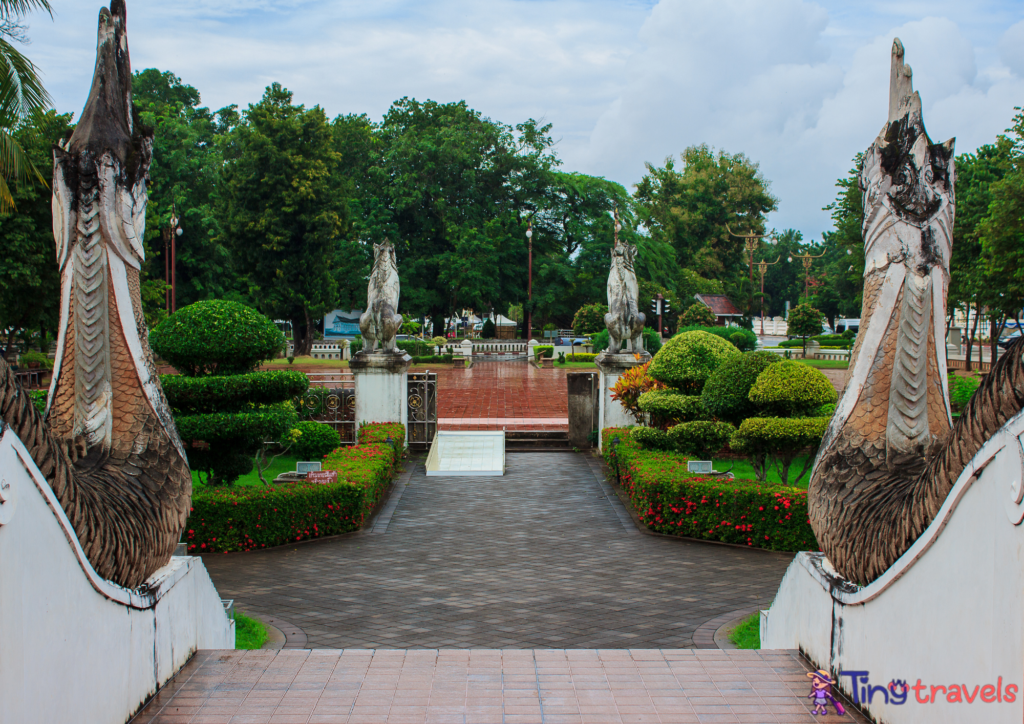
[
  {"x1": 133, "y1": 648, "x2": 867, "y2": 723},
  {"x1": 202, "y1": 453, "x2": 793, "y2": 649}
]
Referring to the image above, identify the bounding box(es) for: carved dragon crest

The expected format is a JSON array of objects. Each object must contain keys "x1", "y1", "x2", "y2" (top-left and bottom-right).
[
  {"x1": 808, "y1": 39, "x2": 1024, "y2": 585},
  {"x1": 0, "y1": 1, "x2": 191, "y2": 589}
]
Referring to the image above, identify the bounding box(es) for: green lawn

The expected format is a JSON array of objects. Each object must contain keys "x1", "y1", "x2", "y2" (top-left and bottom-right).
[
  {"x1": 191, "y1": 454, "x2": 300, "y2": 489},
  {"x1": 554, "y1": 361, "x2": 598, "y2": 368},
  {"x1": 795, "y1": 359, "x2": 849, "y2": 369},
  {"x1": 235, "y1": 612, "x2": 269, "y2": 649},
  {"x1": 728, "y1": 613, "x2": 760, "y2": 649},
  {"x1": 713, "y1": 456, "x2": 812, "y2": 489}
]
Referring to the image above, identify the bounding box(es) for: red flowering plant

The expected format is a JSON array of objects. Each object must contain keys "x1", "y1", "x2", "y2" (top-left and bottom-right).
[
  {"x1": 185, "y1": 423, "x2": 406, "y2": 553},
  {"x1": 602, "y1": 428, "x2": 817, "y2": 551}
]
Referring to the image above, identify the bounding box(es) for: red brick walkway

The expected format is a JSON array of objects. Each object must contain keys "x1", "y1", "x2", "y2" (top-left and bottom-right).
[{"x1": 435, "y1": 362, "x2": 571, "y2": 430}]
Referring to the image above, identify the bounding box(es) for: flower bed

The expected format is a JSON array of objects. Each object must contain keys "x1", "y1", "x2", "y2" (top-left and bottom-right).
[
  {"x1": 185, "y1": 423, "x2": 404, "y2": 553},
  {"x1": 602, "y1": 428, "x2": 817, "y2": 551}
]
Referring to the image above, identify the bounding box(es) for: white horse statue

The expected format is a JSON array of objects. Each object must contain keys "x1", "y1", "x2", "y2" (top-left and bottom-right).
[{"x1": 359, "y1": 240, "x2": 404, "y2": 353}]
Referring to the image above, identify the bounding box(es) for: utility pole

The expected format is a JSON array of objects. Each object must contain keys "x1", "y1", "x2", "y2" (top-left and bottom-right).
[
  {"x1": 168, "y1": 208, "x2": 182, "y2": 314},
  {"x1": 525, "y1": 221, "x2": 533, "y2": 340}
]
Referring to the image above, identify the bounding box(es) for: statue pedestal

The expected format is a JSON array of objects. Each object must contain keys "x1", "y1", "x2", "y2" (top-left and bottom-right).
[
  {"x1": 595, "y1": 351, "x2": 651, "y2": 449},
  {"x1": 350, "y1": 351, "x2": 412, "y2": 436}
]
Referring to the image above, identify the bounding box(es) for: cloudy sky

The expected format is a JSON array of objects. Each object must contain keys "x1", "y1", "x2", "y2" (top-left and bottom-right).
[{"x1": 22, "y1": 0, "x2": 1024, "y2": 240}]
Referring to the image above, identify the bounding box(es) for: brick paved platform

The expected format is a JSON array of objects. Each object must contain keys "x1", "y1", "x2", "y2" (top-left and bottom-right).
[
  {"x1": 435, "y1": 362, "x2": 570, "y2": 430},
  {"x1": 133, "y1": 648, "x2": 866, "y2": 723},
  {"x1": 203, "y1": 453, "x2": 792, "y2": 649}
]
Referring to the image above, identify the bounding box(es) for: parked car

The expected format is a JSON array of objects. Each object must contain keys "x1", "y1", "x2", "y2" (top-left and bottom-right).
[
  {"x1": 834, "y1": 318, "x2": 860, "y2": 334},
  {"x1": 998, "y1": 332, "x2": 1023, "y2": 350}
]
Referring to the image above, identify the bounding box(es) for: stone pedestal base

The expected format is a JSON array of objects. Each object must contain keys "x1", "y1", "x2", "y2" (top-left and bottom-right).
[
  {"x1": 595, "y1": 351, "x2": 651, "y2": 449},
  {"x1": 350, "y1": 351, "x2": 412, "y2": 436}
]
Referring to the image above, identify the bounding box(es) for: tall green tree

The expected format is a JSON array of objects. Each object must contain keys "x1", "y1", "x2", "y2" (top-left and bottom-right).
[
  {"x1": 634, "y1": 145, "x2": 778, "y2": 286},
  {"x1": 133, "y1": 68, "x2": 241, "y2": 321},
  {"x1": 0, "y1": 109, "x2": 71, "y2": 353},
  {"x1": 217, "y1": 83, "x2": 350, "y2": 354}
]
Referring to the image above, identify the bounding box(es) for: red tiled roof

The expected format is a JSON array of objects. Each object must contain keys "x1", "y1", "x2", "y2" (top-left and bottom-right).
[{"x1": 696, "y1": 294, "x2": 743, "y2": 316}]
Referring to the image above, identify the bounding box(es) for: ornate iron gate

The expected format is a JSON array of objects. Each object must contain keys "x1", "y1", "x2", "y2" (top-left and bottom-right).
[
  {"x1": 296, "y1": 372, "x2": 356, "y2": 445},
  {"x1": 407, "y1": 371, "x2": 437, "y2": 448}
]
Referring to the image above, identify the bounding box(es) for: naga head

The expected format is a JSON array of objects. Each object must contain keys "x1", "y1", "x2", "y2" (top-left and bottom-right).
[
  {"x1": 53, "y1": 0, "x2": 151, "y2": 273},
  {"x1": 861, "y1": 39, "x2": 955, "y2": 278}
]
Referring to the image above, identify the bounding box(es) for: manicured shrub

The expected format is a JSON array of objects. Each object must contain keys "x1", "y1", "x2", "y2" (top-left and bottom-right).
[
  {"x1": 676, "y1": 325, "x2": 757, "y2": 352},
  {"x1": 481, "y1": 319, "x2": 496, "y2": 339},
  {"x1": 748, "y1": 361, "x2": 837, "y2": 416},
  {"x1": 358, "y1": 422, "x2": 406, "y2": 450},
  {"x1": 679, "y1": 302, "x2": 717, "y2": 327},
  {"x1": 813, "y1": 403, "x2": 837, "y2": 417},
  {"x1": 787, "y1": 303, "x2": 824, "y2": 352},
  {"x1": 730, "y1": 416, "x2": 830, "y2": 486},
  {"x1": 565, "y1": 353, "x2": 598, "y2": 362},
  {"x1": 700, "y1": 351, "x2": 781, "y2": 423},
  {"x1": 151, "y1": 300, "x2": 284, "y2": 376},
  {"x1": 430, "y1": 336, "x2": 447, "y2": 347},
  {"x1": 175, "y1": 402, "x2": 299, "y2": 447},
  {"x1": 291, "y1": 421, "x2": 341, "y2": 461},
  {"x1": 185, "y1": 423, "x2": 405, "y2": 553},
  {"x1": 950, "y1": 374, "x2": 980, "y2": 412},
  {"x1": 729, "y1": 332, "x2": 747, "y2": 349},
  {"x1": 637, "y1": 389, "x2": 704, "y2": 426},
  {"x1": 668, "y1": 420, "x2": 735, "y2": 459},
  {"x1": 410, "y1": 355, "x2": 455, "y2": 364},
  {"x1": 534, "y1": 345, "x2": 554, "y2": 360},
  {"x1": 631, "y1": 426, "x2": 673, "y2": 450},
  {"x1": 648, "y1": 331, "x2": 740, "y2": 393},
  {"x1": 19, "y1": 350, "x2": 51, "y2": 369},
  {"x1": 161, "y1": 371, "x2": 308, "y2": 414},
  {"x1": 602, "y1": 428, "x2": 817, "y2": 551},
  {"x1": 610, "y1": 361, "x2": 665, "y2": 423},
  {"x1": 572, "y1": 303, "x2": 608, "y2": 335}
]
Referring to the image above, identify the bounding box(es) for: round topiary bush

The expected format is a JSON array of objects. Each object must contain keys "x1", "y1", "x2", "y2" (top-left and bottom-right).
[
  {"x1": 668, "y1": 420, "x2": 736, "y2": 459},
  {"x1": 679, "y1": 302, "x2": 717, "y2": 327},
  {"x1": 572, "y1": 303, "x2": 608, "y2": 335},
  {"x1": 630, "y1": 426, "x2": 673, "y2": 450},
  {"x1": 648, "y1": 331, "x2": 740, "y2": 393},
  {"x1": 151, "y1": 300, "x2": 285, "y2": 376},
  {"x1": 748, "y1": 360, "x2": 838, "y2": 416},
  {"x1": 701, "y1": 350, "x2": 781, "y2": 423},
  {"x1": 637, "y1": 389, "x2": 705, "y2": 426},
  {"x1": 290, "y1": 421, "x2": 341, "y2": 460}
]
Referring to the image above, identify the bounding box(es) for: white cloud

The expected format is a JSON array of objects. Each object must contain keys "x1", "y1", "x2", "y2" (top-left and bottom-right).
[{"x1": 20, "y1": 0, "x2": 1024, "y2": 243}]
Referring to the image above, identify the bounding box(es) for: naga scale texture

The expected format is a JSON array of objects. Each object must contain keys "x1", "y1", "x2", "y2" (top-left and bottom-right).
[
  {"x1": 603, "y1": 210, "x2": 645, "y2": 354},
  {"x1": 0, "y1": 1, "x2": 191, "y2": 589},
  {"x1": 808, "y1": 39, "x2": 1024, "y2": 586},
  {"x1": 359, "y1": 239, "x2": 404, "y2": 353}
]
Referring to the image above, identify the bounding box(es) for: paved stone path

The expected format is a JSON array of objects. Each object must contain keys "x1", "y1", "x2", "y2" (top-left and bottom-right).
[
  {"x1": 133, "y1": 648, "x2": 867, "y2": 723},
  {"x1": 203, "y1": 453, "x2": 793, "y2": 649}
]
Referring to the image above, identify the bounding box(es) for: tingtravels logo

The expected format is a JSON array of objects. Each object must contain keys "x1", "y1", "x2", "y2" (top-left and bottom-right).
[{"x1": 824, "y1": 671, "x2": 1019, "y2": 709}]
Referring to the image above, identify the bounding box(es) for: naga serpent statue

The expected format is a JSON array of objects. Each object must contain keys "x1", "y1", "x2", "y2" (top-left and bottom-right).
[
  {"x1": 0, "y1": 1, "x2": 191, "y2": 589},
  {"x1": 358, "y1": 239, "x2": 404, "y2": 353},
  {"x1": 808, "y1": 39, "x2": 1024, "y2": 586},
  {"x1": 604, "y1": 209, "x2": 646, "y2": 354}
]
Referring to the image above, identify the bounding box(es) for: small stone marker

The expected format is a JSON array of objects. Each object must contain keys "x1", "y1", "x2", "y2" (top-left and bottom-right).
[
  {"x1": 306, "y1": 470, "x2": 338, "y2": 485},
  {"x1": 296, "y1": 461, "x2": 322, "y2": 474},
  {"x1": 687, "y1": 461, "x2": 713, "y2": 474}
]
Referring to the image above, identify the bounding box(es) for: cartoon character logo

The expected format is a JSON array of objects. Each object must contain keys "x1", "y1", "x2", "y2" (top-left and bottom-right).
[{"x1": 807, "y1": 670, "x2": 847, "y2": 716}]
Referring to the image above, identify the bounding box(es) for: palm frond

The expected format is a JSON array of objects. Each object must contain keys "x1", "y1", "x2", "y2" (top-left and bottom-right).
[
  {"x1": 0, "y1": 36, "x2": 51, "y2": 121},
  {"x1": 0, "y1": 127, "x2": 44, "y2": 213},
  {"x1": 0, "y1": 168, "x2": 17, "y2": 213},
  {"x1": 0, "y1": 1, "x2": 52, "y2": 19}
]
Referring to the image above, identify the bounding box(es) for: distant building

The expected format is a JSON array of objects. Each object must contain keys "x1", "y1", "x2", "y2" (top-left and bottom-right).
[{"x1": 695, "y1": 294, "x2": 744, "y2": 326}]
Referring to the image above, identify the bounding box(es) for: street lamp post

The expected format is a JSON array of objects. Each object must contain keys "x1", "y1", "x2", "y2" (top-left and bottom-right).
[
  {"x1": 525, "y1": 221, "x2": 533, "y2": 341},
  {"x1": 788, "y1": 249, "x2": 827, "y2": 303},
  {"x1": 727, "y1": 225, "x2": 776, "y2": 316},
  {"x1": 168, "y1": 210, "x2": 182, "y2": 314},
  {"x1": 756, "y1": 256, "x2": 782, "y2": 336}
]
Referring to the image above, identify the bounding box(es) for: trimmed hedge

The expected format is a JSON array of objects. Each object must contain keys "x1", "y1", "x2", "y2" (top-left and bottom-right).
[
  {"x1": 161, "y1": 371, "x2": 309, "y2": 413},
  {"x1": 185, "y1": 423, "x2": 404, "y2": 553},
  {"x1": 730, "y1": 416, "x2": 830, "y2": 454},
  {"x1": 177, "y1": 402, "x2": 299, "y2": 447},
  {"x1": 637, "y1": 390, "x2": 704, "y2": 425},
  {"x1": 411, "y1": 354, "x2": 455, "y2": 364},
  {"x1": 291, "y1": 421, "x2": 341, "y2": 461},
  {"x1": 676, "y1": 325, "x2": 757, "y2": 352},
  {"x1": 631, "y1": 426, "x2": 673, "y2": 450},
  {"x1": 563, "y1": 353, "x2": 598, "y2": 362},
  {"x1": 668, "y1": 420, "x2": 735, "y2": 459},
  {"x1": 748, "y1": 361, "x2": 837, "y2": 415},
  {"x1": 602, "y1": 428, "x2": 817, "y2": 551},
  {"x1": 701, "y1": 350, "x2": 780, "y2": 423},
  {"x1": 358, "y1": 422, "x2": 406, "y2": 447},
  {"x1": 590, "y1": 327, "x2": 663, "y2": 355},
  {"x1": 534, "y1": 345, "x2": 554, "y2": 359},
  {"x1": 648, "y1": 331, "x2": 739, "y2": 393},
  {"x1": 151, "y1": 300, "x2": 284, "y2": 375}
]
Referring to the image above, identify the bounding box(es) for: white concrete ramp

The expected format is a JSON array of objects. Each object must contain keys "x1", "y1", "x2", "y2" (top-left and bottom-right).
[{"x1": 425, "y1": 431, "x2": 505, "y2": 476}]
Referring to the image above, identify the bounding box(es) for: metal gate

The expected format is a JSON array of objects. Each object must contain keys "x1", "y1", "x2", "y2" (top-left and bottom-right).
[
  {"x1": 297, "y1": 372, "x2": 357, "y2": 445},
  {"x1": 407, "y1": 371, "x2": 437, "y2": 448}
]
